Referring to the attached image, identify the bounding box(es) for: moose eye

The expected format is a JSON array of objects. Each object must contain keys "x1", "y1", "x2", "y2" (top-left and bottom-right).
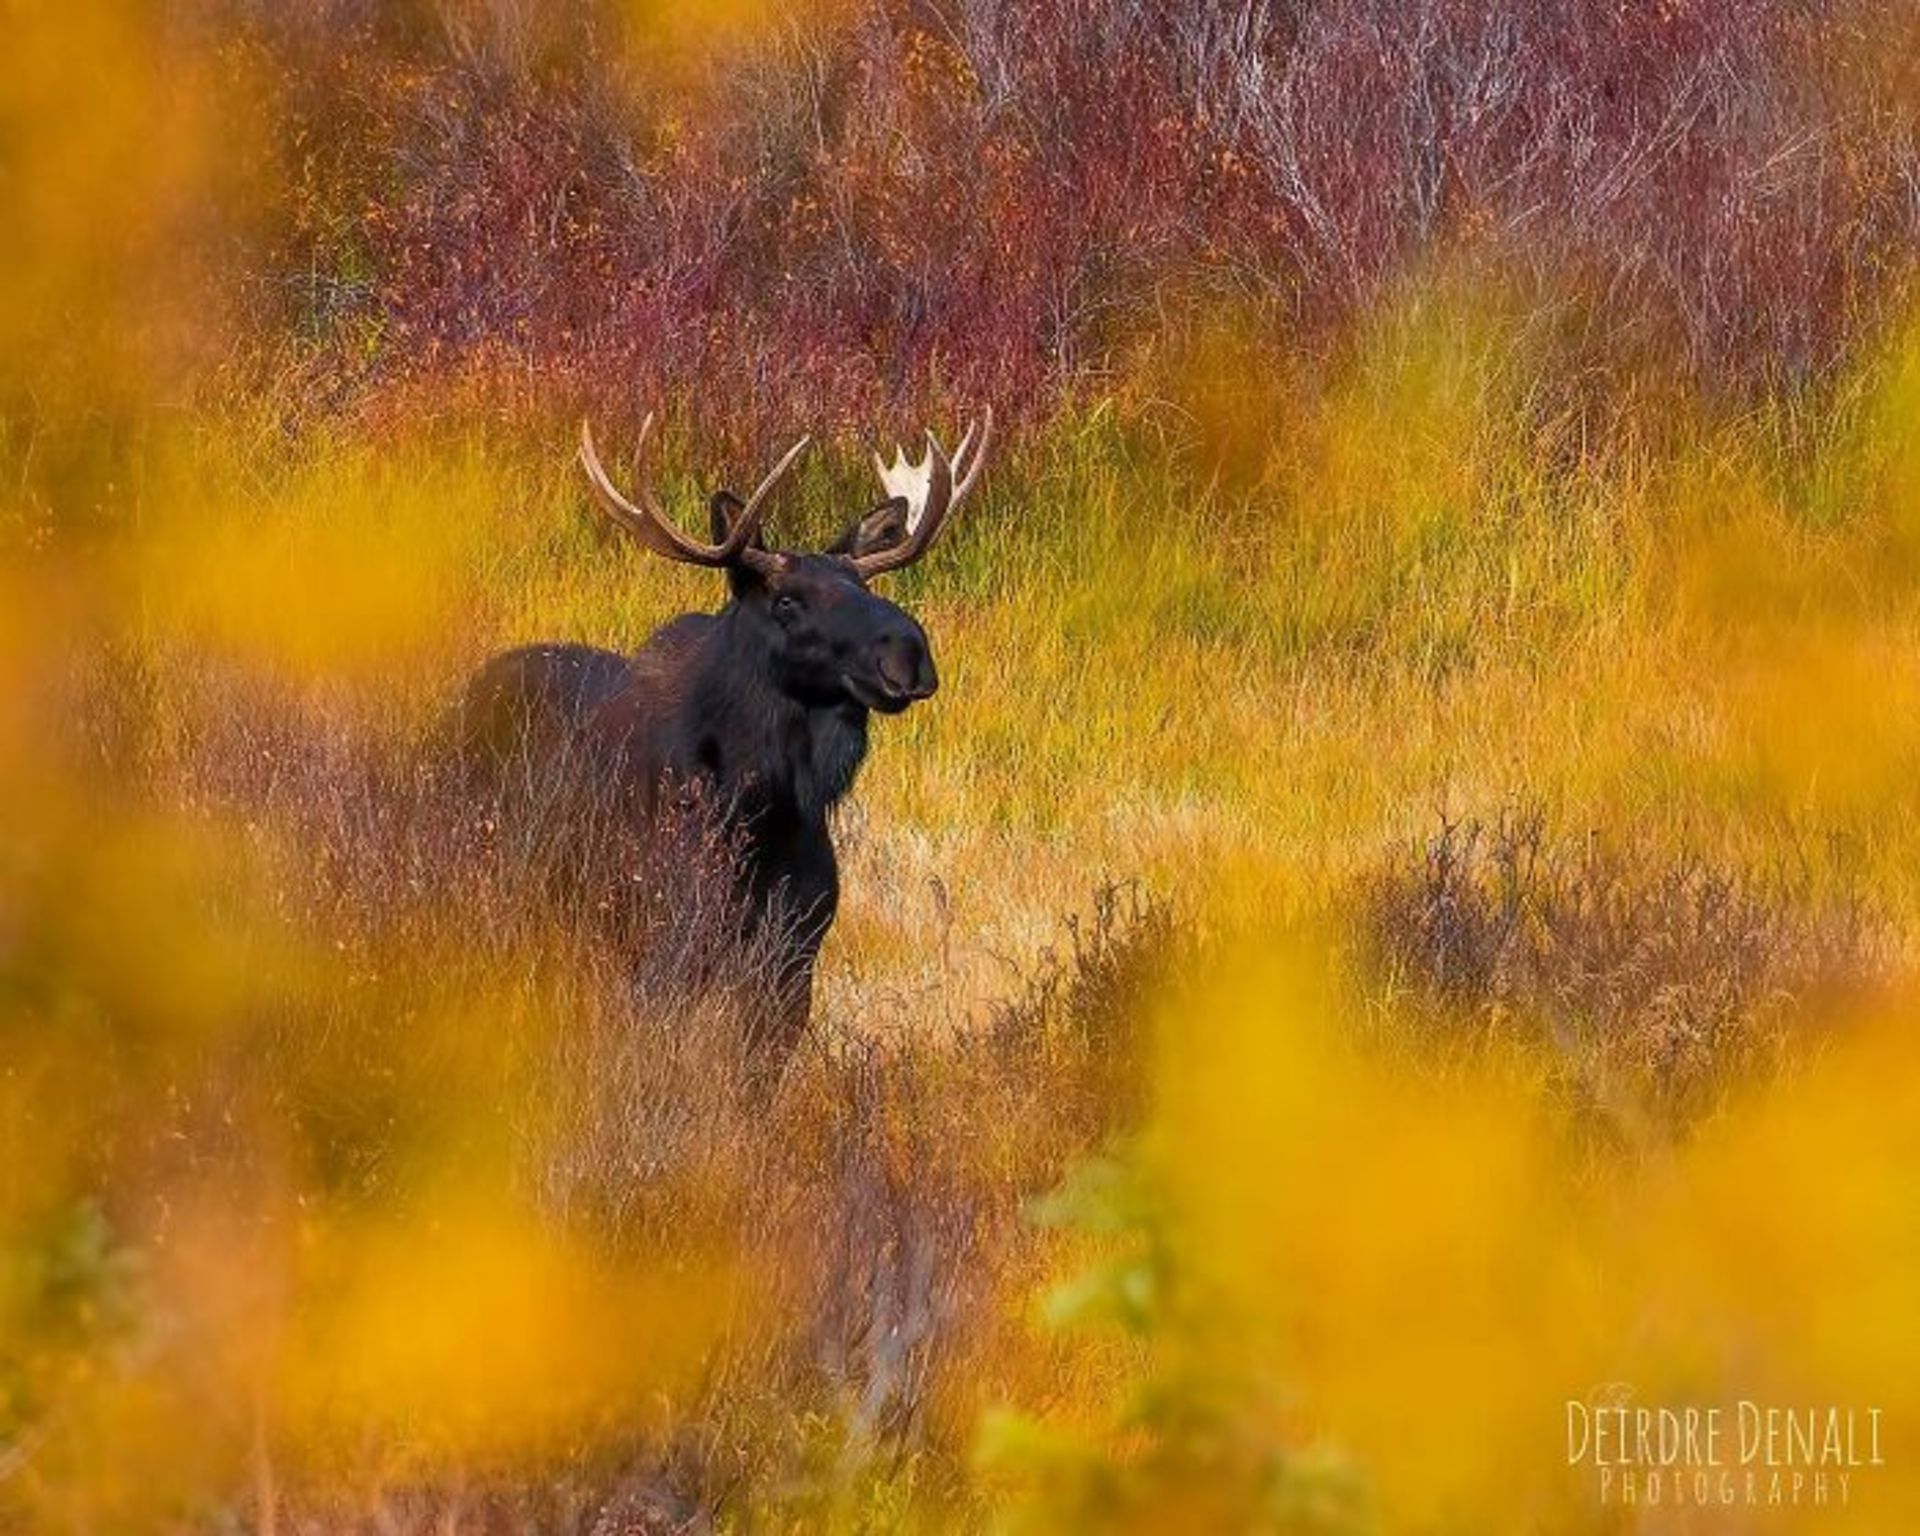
[{"x1": 772, "y1": 593, "x2": 802, "y2": 622}]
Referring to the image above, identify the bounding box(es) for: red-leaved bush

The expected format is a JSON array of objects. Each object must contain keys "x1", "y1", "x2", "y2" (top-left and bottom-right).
[{"x1": 249, "y1": 0, "x2": 1920, "y2": 440}]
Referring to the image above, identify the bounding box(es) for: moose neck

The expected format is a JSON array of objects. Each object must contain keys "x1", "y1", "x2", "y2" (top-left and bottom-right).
[{"x1": 705, "y1": 603, "x2": 870, "y2": 825}]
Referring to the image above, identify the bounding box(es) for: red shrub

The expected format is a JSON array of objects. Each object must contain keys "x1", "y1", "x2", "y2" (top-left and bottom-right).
[{"x1": 245, "y1": 0, "x2": 1920, "y2": 436}]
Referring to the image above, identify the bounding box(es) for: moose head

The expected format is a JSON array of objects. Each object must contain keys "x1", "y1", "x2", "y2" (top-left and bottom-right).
[{"x1": 577, "y1": 410, "x2": 991, "y2": 716}]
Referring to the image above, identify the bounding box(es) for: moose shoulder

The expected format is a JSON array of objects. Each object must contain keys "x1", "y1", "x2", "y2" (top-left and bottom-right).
[{"x1": 456, "y1": 410, "x2": 991, "y2": 1059}]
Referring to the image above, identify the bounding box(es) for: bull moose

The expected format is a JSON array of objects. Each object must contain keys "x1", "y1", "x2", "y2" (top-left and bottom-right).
[{"x1": 457, "y1": 410, "x2": 991, "y2": 1057}]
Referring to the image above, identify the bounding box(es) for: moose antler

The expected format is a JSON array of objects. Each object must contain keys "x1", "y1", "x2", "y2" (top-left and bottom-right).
[
  {"x1": 855, "y1": 407, "x2": 993, "y2": 578},
  {"x1": 579, "y1": 414, "x2": 809, "y2": 571}
]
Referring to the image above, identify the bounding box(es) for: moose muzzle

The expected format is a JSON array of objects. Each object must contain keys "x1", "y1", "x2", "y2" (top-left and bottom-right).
[{"x1": 875, "y1": 628, "x2": 938, "y2": 706}]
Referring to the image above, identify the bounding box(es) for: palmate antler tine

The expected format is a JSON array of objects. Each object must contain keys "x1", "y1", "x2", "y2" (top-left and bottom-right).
[
  {"x1": 953, "y1": 405, "x2": 993, "y2": 500},
  {"x1": 852, "y1": 430, "x2": 956, "y2": 578},
  {"x1": 626, "y1": 410, "x2": 657, "y2": 496},
  {"x1": 580, "y1": 416, "x2": 716, "y2": 564},
  {"x1": 852, "y1": 408, "x2": 992, "y2": 577},
  {"x1": 872, "y1": 440, "x2": 926, "y2": 530},
  {"x1": 579, "y1": 417, "x2": 806, "y2": 570},
  {"x1": 728, "y1": 433, "x2": 813, "y2": 555}
]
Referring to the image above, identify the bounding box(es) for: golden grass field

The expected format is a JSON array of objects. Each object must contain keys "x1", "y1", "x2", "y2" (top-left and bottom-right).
[{"x1": 5, "y1": 3, "x2": 1920, "y2": 1532}]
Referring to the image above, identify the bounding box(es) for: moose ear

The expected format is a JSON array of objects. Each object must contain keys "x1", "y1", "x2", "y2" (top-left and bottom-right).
[
  {"x1": 707, "y1": 490, "x2": 775, "y2": 598},
  {"x1": 828, "y1": 497, "x2": 911, "y2": 559},
  {"x1": 708, "y1": 490, "x2": 765, "y2": 547}
]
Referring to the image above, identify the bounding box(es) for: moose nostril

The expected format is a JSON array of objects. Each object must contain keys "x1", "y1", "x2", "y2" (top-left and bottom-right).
[
  {"x1": 878, "y1": 649, "x2": 915, "y2": 692},
  {"x1": 878, "y1": 636, "x2": 936, "y2": 698}
]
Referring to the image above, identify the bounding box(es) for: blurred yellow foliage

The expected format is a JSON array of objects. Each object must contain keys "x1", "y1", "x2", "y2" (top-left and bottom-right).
[
  {"x1": 1143, "y1": 949, "x2": 1920, "y2": 1532},
  {"x1": 614, "y1": 0, "x2": 810, "y2": 82},
  {"x1": 128, "y1": 438, "x2": 514, "y2": 688},
  {"x1": 281, "y1": 1199, "x2": 741, "y2": 1470}
]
